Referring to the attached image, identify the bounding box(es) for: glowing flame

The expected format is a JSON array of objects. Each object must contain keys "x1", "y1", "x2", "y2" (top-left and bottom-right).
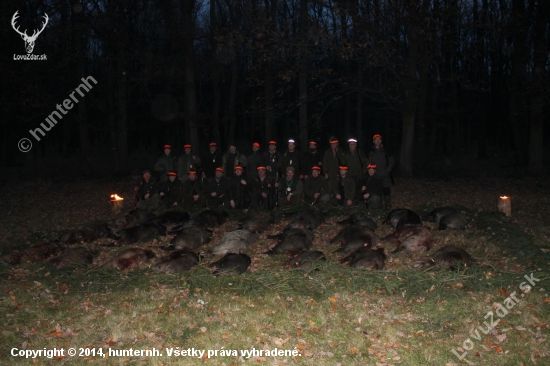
[
  {"x1": 499, "y1": 196, "x2": 509, "y2": 200},
  {"x1": 110, "y1": 194, "x2": 124, "y2": 201}
]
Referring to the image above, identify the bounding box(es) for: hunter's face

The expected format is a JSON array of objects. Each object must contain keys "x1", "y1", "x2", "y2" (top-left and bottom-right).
[
  {"x1": 209, "y1": 146, "x2": 217, "y2": 153},
  {"x1": 312, "y1": 169, "x2": 320, "y2": 177}
]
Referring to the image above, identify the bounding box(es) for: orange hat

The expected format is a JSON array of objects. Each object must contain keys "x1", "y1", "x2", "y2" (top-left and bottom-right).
[
  {"x1": 312, "y1": 166, "x2": 321, "y2": 171},
  {"x1": 257, "y1": 166, "x2": 266, "y2": 171},
  {"x1": 184, "y1": 144, "x2": 192, "y2": 149},
  {"x1": 268, "y1": 140, "x2": 277, "y2": 145},
  {"x1": 168, "y1": 171, "x2": 177, "y2": 176},
  {"x1": 373, "y1": 134, "x2": 382, "y2": 140},
  {"x1": 188, "y1": 170, "x2": 197, "y2": 175},
  {"x1": 164, "y1": 144, "x2": 172, "y2": 149},
  {"x1": 309, "y1": 141, "x2": 317, "y2": 145},
  {"x1": 209, "y1": 142, "x2": 217, "y2": 147},
  {"x1": 329, "y1": 136, "x2": 338, "y2": 144},
  {"x1": 234, "y1": 165, "x2": 243, "y2": 171},
  {"x1": 215, "y1": 167, "x2": 224, "y2": 172},
  {"x1": 339, "y1": 166, "x2": 348, "y2": 170},
  {"x1": 367, "y1": 164, "x2": 377, "y2": 170},
  {"x1": 252, "y1": 142, "x2": 260, "y2": 147}
]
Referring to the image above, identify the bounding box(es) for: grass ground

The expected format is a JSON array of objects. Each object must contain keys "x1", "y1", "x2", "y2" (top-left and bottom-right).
[{"x1": 0, "y1": 176, "x2": 549, "y2": 365}]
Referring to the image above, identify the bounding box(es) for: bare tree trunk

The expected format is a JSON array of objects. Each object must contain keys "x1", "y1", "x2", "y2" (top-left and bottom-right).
[
  {"x1": 528, "y1": 0, "x2": 548, "y2": 175},
  {"x1": 298, "y1": 0, "x2": 309, "y2": 147},
  {"x1": 116, "y1": 46, "x2": 128, "y2": 165},
  {"x1": 183, "y1": 0, "x2": 199, "y2": 148},
  {"x1": 73, "y1": 9, "x2": 90, "y2": 155},
  {"x1": 228, "y1": 57, "x2": 238, "y2": 144},
  {"x1": 356, "y1": 61, "x2": 364, "y2": 147},
  {"x1": 210, "y1": 0, "x2": 221, "y2": 144},
  {"x1": 265, "y1": 67, "x2": 277, "y2": 142}
]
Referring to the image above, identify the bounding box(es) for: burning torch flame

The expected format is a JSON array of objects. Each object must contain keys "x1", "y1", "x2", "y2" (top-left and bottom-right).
[
  {"x1": 110, "y1": 194, "x2": 124, "y2": 201},
  {"x1": 499, "y1": 196, "x2": 509, "y2": 200}
]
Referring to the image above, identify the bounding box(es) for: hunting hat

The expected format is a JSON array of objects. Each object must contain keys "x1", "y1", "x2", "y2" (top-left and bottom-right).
[
  {"x1": 164, "y1": 144, "x2": 172, "y2": 149},
  {"x1": 286, "y1": 166, "x2": 295, "y2": 172},
  {"x1": 257, "y1": 166, "x2": 267, "y2": 171},
  {"x1": 252, "y1": 142, "x2": 260, "y2": 147},
  {"x1": 348, "y1": 138, "x2": 357, "y2": 143},
  {"x1": 373, "y1": 134, "x2": 382, "y2": 140},
  {"x1": 168, "y1": 171, "x2": 177, "y2": 176},
  {"x1": 367, "y1": 164, "x2": 377, "y2": 170},
  {"x1": 339, "y1": 165, "x2": 348, "y2": 171},
  {"x1": 329, "y1": 136, "x2": 338, "y2": 144},
  {"x1": 268, "y1": 140, "x2": 277, "y2": 145},
  {"x1": 209, "y1": 142, "x2": 217, "y2": 147},
  {"x1": 184, "y1": 144, "x2": 192, "y2": 149},
  {"x1": 142, "y1": 169, "x2": 151, "y2": 175},
  {"x1": 312, "y1": 166, "x2": 321, "y2": 171},
  {"x1": 234, "y1": 165, "x2": 243, "y2": 171},
  {"x1": 215, "y1": 167, "x2": 224, "y2": 173},
  {"x1": 309, "y1": 141, "x2": 317, "y2": 146},
  {"x1": 188, "y1": 170, "x2": 197, "y2": 175},
  {"x1": 288, "y1": 139, "x2": 295, "y2": 144}
]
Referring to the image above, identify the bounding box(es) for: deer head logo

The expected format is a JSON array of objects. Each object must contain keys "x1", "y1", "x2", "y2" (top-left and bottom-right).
[{"x1": 11, "y1": 11, "x2": 49, "y2": 54}]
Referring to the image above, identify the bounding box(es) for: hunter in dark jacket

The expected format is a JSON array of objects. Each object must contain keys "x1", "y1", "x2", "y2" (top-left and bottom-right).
[
  {"x1": 222, "y1": 144, "x2": 247, "y2": 177},
  {"x1": 228, "y1": 166, "x2": 251, "y2": 209},
  {"x1": 182, "y1": 170, "x2": 206, "y2": 209},
  {"x1": 202, "y1": 142, "x2": 222, "y2": 179},
  {"x1": 303, "y1": 166, "x2": 329, "y2": 205},
  {"x1": 302, "y1": 141, "x2": 323, "y2": 179},
  {"x1": 205, "y1": 167, "x2": 230, "y2": 208},
  {"x1": 276, "y1": 167, "x2": 303, "y2": 207},
  {"x1": 159, "y1": 171, "x2": 185, "y2": 207},
  {"x1": 260, "y1": 140, "x2": 283, "y2": 180},
  {"x1": 136, "y1": 170, "x2": 159, "y2": 210},
  {"x1": 177, "y1": 144, "x2": 201, "y2": 182},
  {"x1": 360, "y1": 164, "x2": 384, "y2": 209},
  {"x1": 250, "y1": 166, "x2": 273, "y2": 210},
  {"x1": 154, "y1": 144, "x2": 178, "y2": 183},
  {"x1": 322, "y1": 136, "x2": 347, "y2": 193},
  {"x1": 246, "y1": 142, "x2": 262, "y2": 179},
  {"x1": 329, "y1": 166, "x2": 355, "y2": 206},
  {"x1": 279, "y1": 139, "x2": 303, "y2": 177},
  {"x1": 368, "y1": 134, "x2": 395, "y2": 208}
]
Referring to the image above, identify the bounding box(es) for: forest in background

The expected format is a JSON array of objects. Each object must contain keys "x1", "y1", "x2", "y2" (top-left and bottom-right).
[{"x1": 2, "y1": 0, "x2": 549, "y2": 177}]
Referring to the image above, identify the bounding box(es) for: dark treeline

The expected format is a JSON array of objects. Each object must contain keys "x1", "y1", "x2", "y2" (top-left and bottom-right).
[{"x1": 2, "y1": 0, "x2": 549, "y2": 176}]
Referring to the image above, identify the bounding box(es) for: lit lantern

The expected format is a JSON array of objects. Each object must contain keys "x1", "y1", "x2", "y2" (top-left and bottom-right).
[
  {"x1": 110, "y1": 194, "x2": 124, "y2": 214},
  {"x1": 497, "y1": 196, "x2": 511, "y2": 217}
]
